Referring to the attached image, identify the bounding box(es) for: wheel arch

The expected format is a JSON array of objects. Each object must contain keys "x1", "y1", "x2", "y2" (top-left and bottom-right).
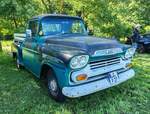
[
  {"x1": 40, "y1": 63, "x2": 66, "y2": 102},
  {"x1": 40, "y1": 63, "x2": 55, "y2": 81}
]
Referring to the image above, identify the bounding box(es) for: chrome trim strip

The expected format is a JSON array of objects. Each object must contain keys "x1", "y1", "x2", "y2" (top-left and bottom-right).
[{"x1": 23, "y1": 47, "x2": 40, "y2": 54}]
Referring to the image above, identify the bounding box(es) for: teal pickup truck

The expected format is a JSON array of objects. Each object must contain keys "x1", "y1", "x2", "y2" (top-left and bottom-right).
[{"x1": 12, "y1": 14, "x2": 136, "y2": 102}]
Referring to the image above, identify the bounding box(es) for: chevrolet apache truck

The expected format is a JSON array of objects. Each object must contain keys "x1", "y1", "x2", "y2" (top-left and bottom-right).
[{"x1": 12, "y1": 14, "x2": 136, "y2": 102}]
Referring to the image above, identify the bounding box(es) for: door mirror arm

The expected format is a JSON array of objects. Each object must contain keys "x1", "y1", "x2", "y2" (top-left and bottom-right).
[{"x1": 87, "y1": 28, "x2": 94, "y2": 36}]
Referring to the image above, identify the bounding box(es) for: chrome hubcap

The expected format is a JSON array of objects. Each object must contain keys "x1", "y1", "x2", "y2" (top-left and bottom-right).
[
  {"x1": 49, "y1": 79, "x2": 57, "y2": 91},
  {"x1": 17, "y1": 59, "x2": 20, "y2": 68}
]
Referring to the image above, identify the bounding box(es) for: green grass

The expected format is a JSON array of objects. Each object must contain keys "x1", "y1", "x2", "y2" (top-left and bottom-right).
[{"x1": 0, "y1": 52, "x2": 150, "y2": 114}]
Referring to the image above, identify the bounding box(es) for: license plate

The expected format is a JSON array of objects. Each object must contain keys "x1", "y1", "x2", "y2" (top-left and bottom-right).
[{"x1": 108, "y1": 72, "x2": 119, "y2": 84}]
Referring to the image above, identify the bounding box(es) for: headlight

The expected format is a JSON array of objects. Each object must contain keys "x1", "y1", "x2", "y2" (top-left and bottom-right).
[
  {"x1": 70, "y1": 55, "x2": 89, "y2": 69},
  {"x1": 125, "y1": 48, "x2": 136, "y2": 59}
]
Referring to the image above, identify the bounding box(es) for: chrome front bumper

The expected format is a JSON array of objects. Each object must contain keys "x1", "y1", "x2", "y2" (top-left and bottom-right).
[{"x1": 62, "y1": 69, "x2": 135, "y2": 98}]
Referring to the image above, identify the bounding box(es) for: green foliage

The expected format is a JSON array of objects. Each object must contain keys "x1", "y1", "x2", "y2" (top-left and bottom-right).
[
  {"x1": 144, "y1": 26, "x2": 150, "y2": 33},
  {"x1": 0, "y1": 0, "x2": 149, "y2": 39},
  {"x1": 0, "y1": 42, "x2": 2, "y2": 51},
  {"x1": 0, "y1": 51, "x2": 150, "y2": 114},
  {"x1": 0, "y1": 0, "x2": 44, "y2": 34}
]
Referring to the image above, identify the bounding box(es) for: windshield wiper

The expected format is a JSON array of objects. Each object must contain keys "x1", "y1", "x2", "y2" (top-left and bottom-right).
[{"x1": 56, "y1": 32, "x2": 71, "y2": 36}]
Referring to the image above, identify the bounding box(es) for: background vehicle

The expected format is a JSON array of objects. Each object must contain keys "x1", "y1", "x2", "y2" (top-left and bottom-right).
[
  {"x1": 126, "y1": 25, "x2": 150, "y2": 53},
  {"x1": 12, "y1": 14, "x2": 136, "y2": 102},
  {"x1": 126, "y1": 33, "x2": 150, "y2": 53}
]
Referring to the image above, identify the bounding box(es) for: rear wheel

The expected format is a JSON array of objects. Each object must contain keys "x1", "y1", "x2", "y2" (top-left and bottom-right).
[
  {"x1": 16, "y1": 55, "x2": 24, "y2": 69},
  {"x1": 47, "y1": 70, "x2": 65, "y2": 102}
]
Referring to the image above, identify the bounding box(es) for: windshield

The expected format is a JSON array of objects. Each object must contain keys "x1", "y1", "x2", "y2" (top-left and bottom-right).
[
  {"x1": 40, "y1": 17, "x2": 87, "y2": 36},
  {"x1": 143, "y1": 34, "x2": 150, "y2": 38}
]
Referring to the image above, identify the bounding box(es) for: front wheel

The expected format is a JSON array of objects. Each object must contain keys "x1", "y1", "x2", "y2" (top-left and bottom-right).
[{"x1": 47, "y1": 70, "x2": 66, "y2": 102}]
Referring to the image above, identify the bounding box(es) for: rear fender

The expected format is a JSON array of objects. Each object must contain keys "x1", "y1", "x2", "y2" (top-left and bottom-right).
[{"x1": 16, "y1": 45, "x2": 23, "y2": 65}]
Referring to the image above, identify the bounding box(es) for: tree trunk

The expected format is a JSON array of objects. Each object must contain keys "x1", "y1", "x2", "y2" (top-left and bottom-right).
[
  {"x1": 0, "y1": 41, "x2": 2, "y2": 52},
  {"x1": 13, "y1": 16, "x2": 18, "y2": 28},
  {"x1": 41, "y1": 0, "x2": 49, "y2": 13},
  {"x1": 60, "y1": 0, "x2": 64, "y2": 13}
]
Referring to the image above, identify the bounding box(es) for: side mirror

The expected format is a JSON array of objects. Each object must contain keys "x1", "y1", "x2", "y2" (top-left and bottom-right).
[
  {"x1": 39, "y1": 30, "x2": 44, "y2": 36},
  {"x1": 26, "y1": 29, "x2": 32, "y2": 38},
  {"x1": 87, "y1": 29, "x2": 94, "y2": 36}
]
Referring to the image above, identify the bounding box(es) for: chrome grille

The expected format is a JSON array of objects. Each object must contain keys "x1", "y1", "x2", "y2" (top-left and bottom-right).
[{"x1": 90, "y1": 57, "x2": 121, "y2": 69}]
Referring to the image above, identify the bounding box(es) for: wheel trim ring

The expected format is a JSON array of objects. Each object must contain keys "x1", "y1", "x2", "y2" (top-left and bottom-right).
[
  {"x1": 48, "y1": 79, "x2": 58, "y2": 92},
  {"x1": 17, "y1": 59, "x2": 20, "y2": 68}
]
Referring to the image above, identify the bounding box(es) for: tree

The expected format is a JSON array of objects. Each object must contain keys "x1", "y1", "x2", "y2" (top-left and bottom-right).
[
  {"x1": 0, "y1": 0, "x2": 44, "y2": 34},
  {"x1": 0, "y1": 0, "x2": 149, "y2": 39}
]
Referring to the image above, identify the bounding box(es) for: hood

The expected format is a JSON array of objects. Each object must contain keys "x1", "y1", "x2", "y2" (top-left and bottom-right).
[{"x1": 45, "y1": 35, "x2": 124, "y2": 56}]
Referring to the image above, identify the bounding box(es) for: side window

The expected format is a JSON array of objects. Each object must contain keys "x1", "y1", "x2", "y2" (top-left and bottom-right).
[
  {"x1": 28, "y1": 20, "x2": 38, "y2": 37},
  {"x1": 71, "y1": 20, "x2": 84, "y2": 33}
]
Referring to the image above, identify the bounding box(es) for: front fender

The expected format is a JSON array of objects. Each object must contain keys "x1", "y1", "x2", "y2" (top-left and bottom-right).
[{"x1": 41, "y1": 57, "x2": 70, "y2": 88}]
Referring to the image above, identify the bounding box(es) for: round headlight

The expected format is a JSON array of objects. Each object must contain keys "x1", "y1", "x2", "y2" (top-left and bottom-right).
[
  {"x1": 125, "y1": 48, "x2": 136, "y2": 59},
  {"x1": 70, "y1": 55, "x2": 89, "y2": 69}
]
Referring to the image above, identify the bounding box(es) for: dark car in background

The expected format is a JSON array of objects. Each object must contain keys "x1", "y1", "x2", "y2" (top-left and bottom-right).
[{"x1": 126, "y1": 33, "x2": 150, "y2": 53}]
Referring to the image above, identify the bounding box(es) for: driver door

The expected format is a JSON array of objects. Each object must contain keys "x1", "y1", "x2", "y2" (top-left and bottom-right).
[{"x1": 22, "y1": 19, "x2": 39, "y2": 74}]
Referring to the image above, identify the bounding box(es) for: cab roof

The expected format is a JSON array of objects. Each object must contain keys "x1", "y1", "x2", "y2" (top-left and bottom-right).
[{"x1": 31, "y1": 14, "x2": 82, "y2": 20}]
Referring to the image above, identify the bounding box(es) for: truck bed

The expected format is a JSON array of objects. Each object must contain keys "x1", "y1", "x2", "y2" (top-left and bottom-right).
[
  {"x1": 14, "y1": 33, "x2": 26, "y2": 45},
  {"x1": 11, "y1": 33, "x2": 26, "y2": 58}
]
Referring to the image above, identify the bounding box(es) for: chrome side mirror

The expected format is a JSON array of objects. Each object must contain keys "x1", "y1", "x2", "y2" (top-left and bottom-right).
[
  {"x1": 39, "y1": 30, "x2": 44, "y2": 36},
  {"x1": 26, "y1": 29, "x2": 32, "y2": 38}
]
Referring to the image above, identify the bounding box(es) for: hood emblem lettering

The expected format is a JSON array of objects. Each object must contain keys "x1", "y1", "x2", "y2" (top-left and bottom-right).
[{"x1": 93, "y1": 48, "x2": 123, "y2": 57}]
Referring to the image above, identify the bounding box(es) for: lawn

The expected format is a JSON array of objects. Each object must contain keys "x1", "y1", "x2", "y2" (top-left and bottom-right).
[{"x1": 0, "y1": 51, "x2": 150, "y2": 114}]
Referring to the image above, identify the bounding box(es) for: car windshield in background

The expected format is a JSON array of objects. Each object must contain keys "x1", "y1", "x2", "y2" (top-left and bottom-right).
[{"x1": 40, "y1": 17, "x2": 87, "y2": 36}]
